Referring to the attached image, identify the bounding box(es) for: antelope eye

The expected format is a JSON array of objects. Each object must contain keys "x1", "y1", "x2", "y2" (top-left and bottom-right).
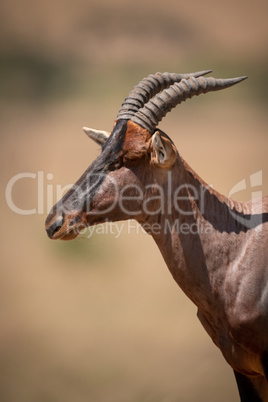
[{"x1": 108, "y1": 157, "x2": 123, "y2": 171}]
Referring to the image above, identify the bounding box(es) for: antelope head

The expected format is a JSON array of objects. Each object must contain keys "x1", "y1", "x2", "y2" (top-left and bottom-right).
[{"x1": 45, "y1": 71, "x2": 246, "y2": 240}]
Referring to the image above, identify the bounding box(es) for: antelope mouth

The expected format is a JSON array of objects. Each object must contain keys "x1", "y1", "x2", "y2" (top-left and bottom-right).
[
  {"x1": 58, "y1": 216, "x2": 110, "y2": 240},
  {"x1": 57, "y1": 231, "x2": 80, "y2": 241},
  {"x1": 45, "y1": 209, "x2": 114, "y2": 241},
  {"x1": 47, "y1": 224, "x2": 87, "y2": 240},
  {"x1": 45, "y1": 213, "x2": 86, "y2": 241}
]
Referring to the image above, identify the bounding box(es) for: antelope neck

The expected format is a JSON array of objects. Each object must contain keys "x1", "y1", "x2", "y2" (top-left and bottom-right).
[{"x1": 145, "y1": 157, "x2": 251, "y2": 311}]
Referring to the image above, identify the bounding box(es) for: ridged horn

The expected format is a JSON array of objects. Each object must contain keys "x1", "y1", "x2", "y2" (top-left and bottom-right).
[
  {"x1": 116, "y1": 70, "x2": 212, "y2": 121},
  {"x1": 131, "y1": 75, "x2": 248, "y2": 133}
]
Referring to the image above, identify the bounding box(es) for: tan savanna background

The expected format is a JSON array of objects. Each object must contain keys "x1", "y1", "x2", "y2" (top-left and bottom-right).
[{"x1": 1, "y1": 0, "x2": 268, "y2": 401}]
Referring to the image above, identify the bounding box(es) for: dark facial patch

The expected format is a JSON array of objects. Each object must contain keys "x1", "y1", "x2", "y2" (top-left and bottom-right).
[{"x1": 58, "y1": 120, "x2": 128, "y2": 214}]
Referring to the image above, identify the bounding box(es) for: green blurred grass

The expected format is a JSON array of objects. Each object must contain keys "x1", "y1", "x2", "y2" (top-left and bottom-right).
[{"x1": 1, "y1": 48, "x2": 267, "y2": 106}]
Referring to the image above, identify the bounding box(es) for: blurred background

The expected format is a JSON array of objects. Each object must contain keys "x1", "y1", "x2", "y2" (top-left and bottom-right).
[{"x1": 1, "y1": 0, "x2": 268, "y2": 401}]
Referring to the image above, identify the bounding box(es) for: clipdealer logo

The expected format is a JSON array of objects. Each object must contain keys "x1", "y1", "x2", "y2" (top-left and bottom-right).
[
  {"x1": 5, "y1": 171, "x2": 72, "y2": 215},
  {"x1": 5, "y1": 170, "x2": 263, "y2": 223}
]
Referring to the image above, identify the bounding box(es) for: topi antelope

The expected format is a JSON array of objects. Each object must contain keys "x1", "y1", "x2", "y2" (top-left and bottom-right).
[{"x1": 45, "y1": 70, "x2": 268, "y2": 401}]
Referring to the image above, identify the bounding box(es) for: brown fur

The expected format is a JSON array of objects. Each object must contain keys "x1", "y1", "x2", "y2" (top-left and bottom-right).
[
  {"x1": 122, "y1": 120, "x2": 151, "y2": 160},
  {"x1": 46, "y1": 121, "x2": 268, "y2": 401}
]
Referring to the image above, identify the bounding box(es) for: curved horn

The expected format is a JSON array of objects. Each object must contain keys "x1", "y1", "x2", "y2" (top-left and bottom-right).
[
  {"x1": 131, "y1": 75, "x2": 248, "y2": 133},
  {"x1": 116, "y1": 70, "x2": 212, "y2": 121}
]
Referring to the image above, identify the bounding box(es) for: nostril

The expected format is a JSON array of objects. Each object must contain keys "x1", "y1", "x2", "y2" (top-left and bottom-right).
[{"x1": 46, "y1": 216, "x2": 64, "y2": 239}]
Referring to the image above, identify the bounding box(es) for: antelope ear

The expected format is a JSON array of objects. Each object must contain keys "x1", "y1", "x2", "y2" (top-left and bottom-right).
[
  {"x1": 83, "y1": 127, "x2": 110, "y2": 146},
  {"x1": 151, "y1": 131, "x2": 177, "y2": 168}
]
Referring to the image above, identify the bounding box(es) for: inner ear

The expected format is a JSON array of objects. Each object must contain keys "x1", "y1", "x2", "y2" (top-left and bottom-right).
[{"x1": 151, "y1": 130, "x2": 177, "y2": 168}]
